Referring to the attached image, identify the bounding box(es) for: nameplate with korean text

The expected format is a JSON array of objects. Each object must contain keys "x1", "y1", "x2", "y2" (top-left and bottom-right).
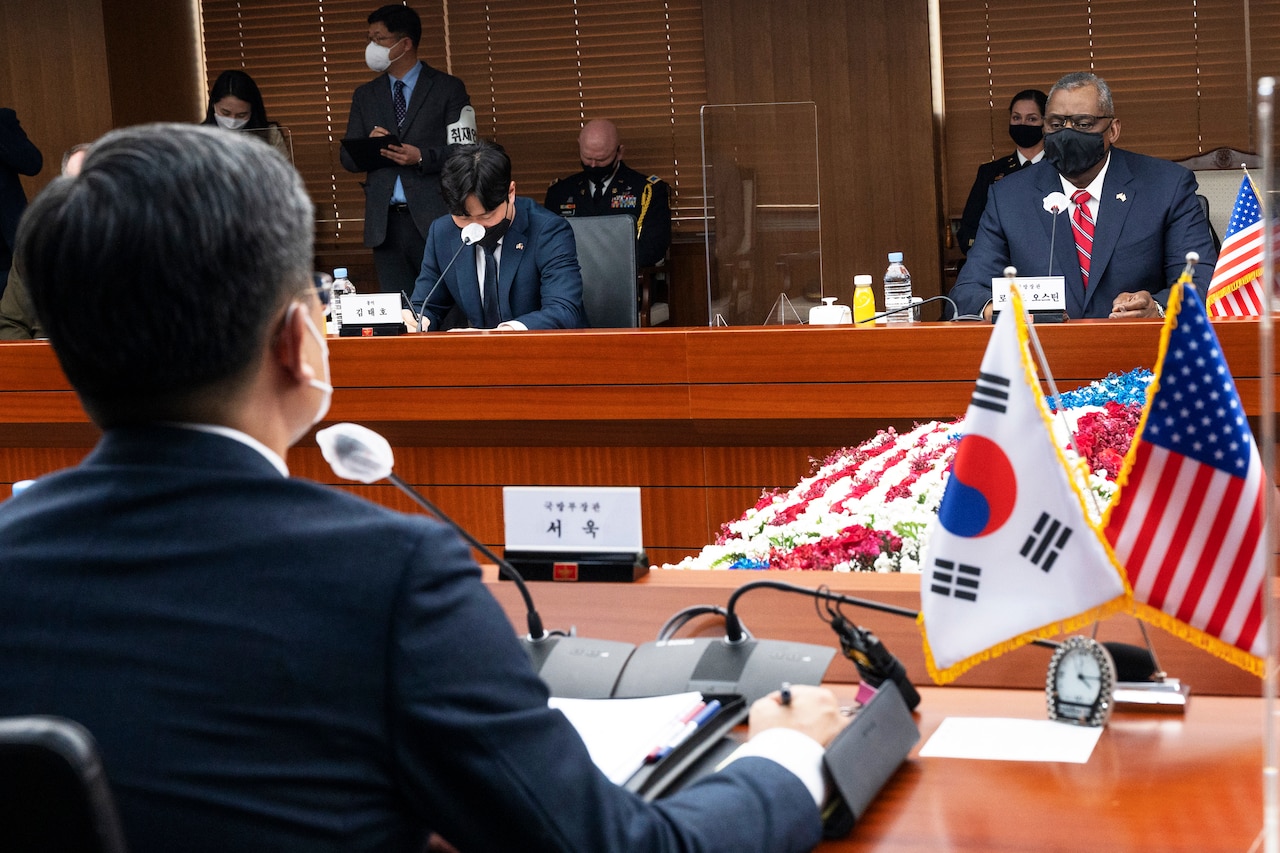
[
  {"x1": 503, "y1": 486, "x2": 643, "y2": 553},
  {"x1": 991, "y1": 276, "x2": 1066, "y2": 313}
]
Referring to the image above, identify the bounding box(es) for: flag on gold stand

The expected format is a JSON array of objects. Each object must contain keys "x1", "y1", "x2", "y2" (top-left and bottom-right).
[
  {"x1": 1103, "y1": 277, "x2": 1268, "y2": 675},
  {"x1": 1206, "y1": 173, "x2": 1265, "y2": 317},
  {"x1": 918, "y1": 287, "x2": 1129, "y2": 684}
]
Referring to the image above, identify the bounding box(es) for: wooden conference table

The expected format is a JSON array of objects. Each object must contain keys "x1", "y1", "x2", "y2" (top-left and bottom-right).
[
  {"x1": 0, "y1": 323, "x2": 1272, "y2": 850},
  {"x1": 2, "y1": 319, "x2": 1276, "y2": 568},
  {"x1": 814, "y1": 685, "x2": 1262, "y2": 853}
]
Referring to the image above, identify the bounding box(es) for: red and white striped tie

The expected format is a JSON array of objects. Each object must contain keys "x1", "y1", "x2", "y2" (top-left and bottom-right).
[{"x1": 1071, "y1": 189, "x2": 1094, "y2": 289}]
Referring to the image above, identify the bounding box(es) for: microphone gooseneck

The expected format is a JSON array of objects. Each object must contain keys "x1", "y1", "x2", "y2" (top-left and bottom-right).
[
  {"x1": 316, "y1": 422, "x2": 548, "y2": 642},
  {"x1": 722, "y1": 577, "x2": 1060, "y2": 654},
  {"x1": 385, "y1": 472, "x2": 548, "y2": 641},
  {"x1": 412, "y1": 221, "x2": 486, "y2": 331},
  {"x1": 865, "y1": 294, "x2": 961, "y2": 324}
]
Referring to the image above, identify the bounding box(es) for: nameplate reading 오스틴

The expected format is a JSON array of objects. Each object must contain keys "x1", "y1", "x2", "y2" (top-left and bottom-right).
[
  {"x1": 503, "y1": 486, "x2": 642, "y2": 553},
  {"x1": 991, "y1": 276, "x2": 1066, "y2": 313}
]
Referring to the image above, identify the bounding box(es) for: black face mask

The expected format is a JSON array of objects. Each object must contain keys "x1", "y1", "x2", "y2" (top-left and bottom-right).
[
  {"x1": 1008, "y1": 123, "x2": 1043, "y2": 149},
  {"x1": 581, "y1": 158, "x2": 619, "y2": 185},
  {"x1": 1043, "y1": 127, "x2": 1109, "y2": 178},
  {"x1": 476, "y1": 202, "x2": 511, "y2": 251}
]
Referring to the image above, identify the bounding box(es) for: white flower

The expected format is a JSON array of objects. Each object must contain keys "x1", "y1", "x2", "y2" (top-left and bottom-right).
[{"x1": 1043, "y1": 192, "x2": 1071, "y2": 214}]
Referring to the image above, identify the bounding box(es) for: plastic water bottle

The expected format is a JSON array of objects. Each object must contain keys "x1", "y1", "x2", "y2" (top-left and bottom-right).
[
  {"x1": 882, "y1": 252, "x2": 913, "y2": 325},
  {"x1": 330, "y1": 267, "x2": 357, "y2": 334},
  {"x1": 853, "y1": 274, "x2": 876, "y2": 327}
]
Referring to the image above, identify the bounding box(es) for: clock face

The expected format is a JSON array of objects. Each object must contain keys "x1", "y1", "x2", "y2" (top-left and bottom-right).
[
  {"x1": 1056, "y1": 648, "x2": 1103, "y2": 705},
  {"x1": 1046, "y1": 636, "x2": 1116, "y2": 727}
]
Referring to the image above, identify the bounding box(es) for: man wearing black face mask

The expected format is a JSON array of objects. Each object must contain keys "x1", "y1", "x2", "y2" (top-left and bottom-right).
[
  {"x1": 544, "y1": 119, "x2": 672, "y2": 267},
  {"x1": 955, "y1": 89, "x2": 1047, "y2": 257},
  {"x1": 405, "y1": 140, "x2": 587, "y2": 331},
  {"x1": 952, "y1": 72, "x2": 1217, "y2": 320}
]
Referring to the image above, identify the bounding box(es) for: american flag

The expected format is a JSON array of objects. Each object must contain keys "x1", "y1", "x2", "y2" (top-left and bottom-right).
[
  {"x1": 1206, "y1": 175, "x2": 1264, "y2": 317},
  {"x1": 1103, "y1": 280, "x2": 1266, "y2": 674}
]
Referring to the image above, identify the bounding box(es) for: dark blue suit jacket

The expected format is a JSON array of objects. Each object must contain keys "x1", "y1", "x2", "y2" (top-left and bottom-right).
[
  {"x1": 0, "y1": 108, "x2": 43, "y2": 276},
  {"x1": 0, "y1": 427, "x2": 819, "y2": 852},
  {"x1": 411, "y1": 195, "x2": 587, "y2": 330},
  {"x1": 951, "y1": 148, "x2": 1217, "y2": 318}
]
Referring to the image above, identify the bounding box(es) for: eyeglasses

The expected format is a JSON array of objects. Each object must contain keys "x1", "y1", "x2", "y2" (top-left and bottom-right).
[
  {"x1": 308, "y1": 272, "x2": 334, "y2": 308},
  {"x1": 1045, "y1": 114, "x2": 1114, "y2": 133},
  {"x1": 367, "y1": 33, "x2": 403, "y2": 46}
]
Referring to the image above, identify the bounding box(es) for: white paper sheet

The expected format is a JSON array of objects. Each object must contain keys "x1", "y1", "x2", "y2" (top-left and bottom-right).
[
  {"x1": 918, "y1": 716, "x2": 1104, "y2": 763},
  {"x1": 550, "y1": 692, "x2": 705, "y2": 784}
]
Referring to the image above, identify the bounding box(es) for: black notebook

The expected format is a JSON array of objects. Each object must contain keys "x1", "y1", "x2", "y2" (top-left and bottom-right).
[{"x1": 340, "y1": 135, "x2": 401, "y2": 172}]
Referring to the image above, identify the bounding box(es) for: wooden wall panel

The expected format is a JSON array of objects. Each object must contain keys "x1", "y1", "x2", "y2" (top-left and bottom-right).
[
  {"x1": 100, "y1": 0, "x2": 205, "y2": 128},
  {"x1": 0, "y1": 0, "x2": 114, "y2": 201},
  {"x1": 701, "y1": 0, "x2": 942, "y2": 308}
]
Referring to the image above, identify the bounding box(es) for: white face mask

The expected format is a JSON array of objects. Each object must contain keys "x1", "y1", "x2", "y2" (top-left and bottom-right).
[
  {"x1": 365, "y1": 40, "x2": 396, "y2": 73},
  {"x1": 214, "y1": 114, "x2": 249, "y2": 131},
  {"x1": 292, "y1": 303, "x2": 333, "y2": 425}
]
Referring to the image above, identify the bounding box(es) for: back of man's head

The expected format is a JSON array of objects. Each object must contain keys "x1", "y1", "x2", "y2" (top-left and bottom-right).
[
  {"x1": 369, "y1": 4, "x2": 422, "y2": 48},
  {"x1": 441, "y1": 140, "x2": 512, "y2": 215},
  {"x1": 16, "y1": 123, "x2": 314, "y2": 427}
]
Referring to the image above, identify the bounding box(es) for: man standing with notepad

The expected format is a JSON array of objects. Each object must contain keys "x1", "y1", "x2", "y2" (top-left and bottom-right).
[{"x1": 341, "y1": 4, "x2": 476, "y2": 295}]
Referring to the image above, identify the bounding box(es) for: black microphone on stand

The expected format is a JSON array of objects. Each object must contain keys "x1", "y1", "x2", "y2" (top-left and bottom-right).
[
  {"x1": 315, "y1": 422, "x2": 635, "y2": 698},
  {"x1": 410, "y1": 221, "x2": 485, "y2": 331}
]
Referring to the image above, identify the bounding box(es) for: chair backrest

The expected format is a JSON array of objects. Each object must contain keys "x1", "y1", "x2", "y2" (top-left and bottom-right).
[
  {"x1": 569, "y1": 215, "x2": 639, "y2": 328},
  {"x1": 1173, "y1": 146, "x2": 1260, "y2": 243},
  {"x1": 0, "y1": 716, "x2": 129, "y2": 853}
]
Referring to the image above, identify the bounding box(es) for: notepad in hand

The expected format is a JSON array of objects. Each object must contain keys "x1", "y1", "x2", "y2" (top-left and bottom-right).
[{"x1": 341, "y1": 134, "x2": 402, "y2": 172}]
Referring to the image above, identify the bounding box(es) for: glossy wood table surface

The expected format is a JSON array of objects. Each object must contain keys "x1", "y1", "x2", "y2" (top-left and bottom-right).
[{"x1": 817, "y1": 686, "x2": 1263, "y2": 853}]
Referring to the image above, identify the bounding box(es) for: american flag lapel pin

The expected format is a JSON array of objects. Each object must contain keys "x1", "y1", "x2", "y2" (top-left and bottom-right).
[{"x1": 516, "y1": 242, "x2": 524, "y2": 250}]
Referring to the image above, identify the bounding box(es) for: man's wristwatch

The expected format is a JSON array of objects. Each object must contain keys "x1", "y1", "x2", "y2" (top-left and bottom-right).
[{"x1": 1154, "y1": 300, "x2": 1166, "y2": 318}]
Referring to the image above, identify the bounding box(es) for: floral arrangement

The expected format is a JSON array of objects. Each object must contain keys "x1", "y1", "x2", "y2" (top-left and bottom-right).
[{"x1": 661, "y1": 369, "x2": 1153, "y2": 573}]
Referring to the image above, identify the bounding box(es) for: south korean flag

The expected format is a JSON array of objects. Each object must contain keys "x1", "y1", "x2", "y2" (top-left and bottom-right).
[{"x1": 918, "y1": 286, "x2": 1129, "y2": 684}]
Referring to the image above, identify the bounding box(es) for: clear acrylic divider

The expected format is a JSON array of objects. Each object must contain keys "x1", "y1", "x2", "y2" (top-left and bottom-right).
[{"x1": 699, "y1": 103, "x2": 822, "y2": 326}]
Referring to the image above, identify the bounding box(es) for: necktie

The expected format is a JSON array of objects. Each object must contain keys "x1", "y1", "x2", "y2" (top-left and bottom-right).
[
  {"x1": 481, "y1": 247, "x2": 501, "y2": 328},
  {"x1": 1071, "y1": 189, "x2": 1094, "y2": 289},
  {"x1": 393, "y1": 80, "x2": 407, "y2": 130}
]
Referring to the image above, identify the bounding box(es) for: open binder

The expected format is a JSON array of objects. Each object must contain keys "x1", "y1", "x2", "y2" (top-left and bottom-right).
[{"x1": 623, "y1": 695, "x2": 747, "y2": 799}]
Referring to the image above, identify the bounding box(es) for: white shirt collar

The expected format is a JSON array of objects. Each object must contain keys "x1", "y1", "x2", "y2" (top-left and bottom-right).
[
  {"x1": 1059, "y1": 149, "x2": 1112, "y2": 214},
  {"x1": 168, "y1": 422, "x2": 290, "y2": 477},
  {"x1": 1017, "y1": 149, "x2": 1044, "y2": 166}
]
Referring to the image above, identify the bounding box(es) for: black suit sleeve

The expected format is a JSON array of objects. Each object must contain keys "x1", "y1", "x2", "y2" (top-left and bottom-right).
[
  {"x1": 0, "y1": 110, "x2": 42, "y2": 177},
  {"x1": 956, "y1": 162, "x2": 993, "y2": 256}
]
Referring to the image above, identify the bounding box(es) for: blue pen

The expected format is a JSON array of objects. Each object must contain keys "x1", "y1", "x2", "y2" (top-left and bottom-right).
[{"x1": 651, "y1": 699, "x2": 722, "y2": 763}]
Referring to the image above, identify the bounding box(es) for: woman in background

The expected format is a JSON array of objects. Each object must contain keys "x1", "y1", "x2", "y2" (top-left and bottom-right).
[{"x1": 202, "y1": 70, "x2": 290, "y2": 160}]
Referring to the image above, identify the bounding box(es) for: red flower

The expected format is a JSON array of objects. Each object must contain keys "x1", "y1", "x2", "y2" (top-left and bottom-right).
[{"x1": 1068, "y1": 402, "x2": 1140, "y2": 480}]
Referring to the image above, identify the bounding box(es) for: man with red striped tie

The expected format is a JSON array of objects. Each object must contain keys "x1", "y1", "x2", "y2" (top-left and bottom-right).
[{"x1": 952, "y1": 72, "x2": 1218, "y2": 321}]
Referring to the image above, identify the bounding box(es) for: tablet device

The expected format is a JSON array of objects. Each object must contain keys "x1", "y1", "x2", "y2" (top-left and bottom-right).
[{"x1": 341, "y1": 135, "x2": 401, "y2": 172}]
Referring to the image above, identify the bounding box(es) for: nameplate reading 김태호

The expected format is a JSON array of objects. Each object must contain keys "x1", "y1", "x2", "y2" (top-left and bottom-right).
[
  {"x1": 991, "y1": 276, "x2": 1066, "y2": 312},
  {"x1": 339, "y1": 292, "x2": 401, "y2": 325},
  {"x1": 503, "y1": 486, "x2": 643, "y2": 553}
]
